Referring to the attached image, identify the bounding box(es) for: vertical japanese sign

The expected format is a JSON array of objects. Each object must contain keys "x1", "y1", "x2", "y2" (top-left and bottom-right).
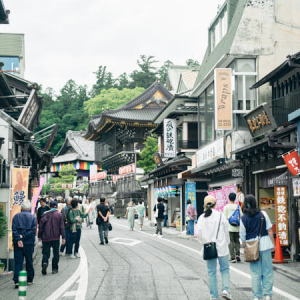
[
  {"x1": 185, "y1": 183, "x2": 197, "y2": 222},
  {"x1": 275, "y1": 186, "x2": 289, "y2": 246},
  {"x1": 282, "y1": 150, "x2": 300, "y2": 176},
  {"x1": 31, "y1": 177, "x2": 45, "y2": 215},
  {"x1": 214, "y1": 68, "x2": 232, "y2": 130},
  {"x1": 164, "y1": 119, "x2": 176, "y2": 158},
  {"x1": 292, "y1": 178, "x2": 300, "y2": 197},
  {"x1": 9, "y1": 168, "x2": 29, "y2": 249}
]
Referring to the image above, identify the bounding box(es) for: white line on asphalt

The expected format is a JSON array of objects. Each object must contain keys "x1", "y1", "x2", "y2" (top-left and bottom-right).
[
  {"x1": 63, "y1": 290, "x2": 77, "y2": 297},
  {"x1": 113, "y1": 222, "x2": 300, "y2": 300},
  {"x1": 75, "y1": 247, "x2": 89, "y2": 300}
]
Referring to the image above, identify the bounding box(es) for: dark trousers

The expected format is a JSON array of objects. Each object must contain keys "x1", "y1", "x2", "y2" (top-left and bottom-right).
[
  {"x1": 13, "y1": 243, "x2": 34, "y2": 283},
  {"x1": 67, "y1": 228, "x2": 81, "y2": 254},
  {"x1": 156, "y1": 218, "x2": 163, "y2": 235},
  {"x1": 42, "y1": 240, "x2": 60, "y2": 271},
  {"x1": 163, "y1": 215, "x2": 168, "y2": 227},
  {"x1": 60, "y1": 229, "x2": 70, "y2": 253},
  {"x1": 98, "y1": 222, "x2": 108, "y2": 243},
  {"x1": 229, "y1": 231, "x2": 240, "y2": 259}
]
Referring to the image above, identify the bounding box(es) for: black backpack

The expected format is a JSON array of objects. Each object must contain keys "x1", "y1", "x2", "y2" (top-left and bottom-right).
[{"x1": 62, "y1": 207, "x2": 71, "y2": 229}]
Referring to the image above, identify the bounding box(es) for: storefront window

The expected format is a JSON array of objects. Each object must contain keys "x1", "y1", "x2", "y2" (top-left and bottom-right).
[{"x1": 206, "y1": 84, "x2": 214, "y2": 143}]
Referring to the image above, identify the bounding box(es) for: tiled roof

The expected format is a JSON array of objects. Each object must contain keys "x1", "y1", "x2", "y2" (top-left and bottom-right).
[
  {"x1": 53, "y1": 153, "x2": 79, "y2": 163},
  {"x1": 105, "y1": 108, "x2": 162, "y2": 121}
]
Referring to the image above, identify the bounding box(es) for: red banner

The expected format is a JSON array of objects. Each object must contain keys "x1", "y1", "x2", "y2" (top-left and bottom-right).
[{"x1": 283, "y1": 150, "x2": 300, "y2": 176}]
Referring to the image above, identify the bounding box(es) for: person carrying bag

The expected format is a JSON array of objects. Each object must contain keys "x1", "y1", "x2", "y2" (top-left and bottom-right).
[
  {"x1": 196, "y1": 195, "x2": 232, "y2": 300},
  {"x1": 240, "y1": 194, "x2": 275, "y2": 300}
]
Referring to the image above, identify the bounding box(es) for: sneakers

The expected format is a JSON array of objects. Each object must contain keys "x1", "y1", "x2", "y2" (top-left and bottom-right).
[
  {"x1": 27, "y1": 281, "x2": 33, "y2": 285},
  {"x1": 69, "y1": 254, "x2": 76, "y2": 259},
  {"x1": 222, "y1": 290, "x2": 232, "y2": 300},
  {"x1": 14, "y1": 282, "x2": 19, "y2": 289},
  {"x1": 153, "y1": 233, "x2": 158, "y2": 237},
  {"x1": 75, "y1": 253, "x2": 81, "y2": 258},
  {"x1": 158, "y1": 235, "x2": 163, "y2": 238},
  {"x1": 59, "y1": 251, "x2": 65, "y2": 256},
  {"x1": 236, "y1": 255, "x2": 241, "y2": 262},
  {"x1": 104, "y1": 237, "x2": 108, "y2": 244},
  {"x1": 265, "y1": 296, "x2": 272, "y2": 300},
  {"x1": 229, "y1": 258, "x2": 236, "y2": 263},
  {"x1": 52, "y1": 269, "x2": 58, "y2": 274},
  {"x1": 100, "y1": 242, "x2": 104, "y2": 245},
  {"x1": 42, "y1": 263, "x2": 47, "y2": 275}
]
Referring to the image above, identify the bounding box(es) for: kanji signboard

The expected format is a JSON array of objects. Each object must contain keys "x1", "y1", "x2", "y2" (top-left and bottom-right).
[
  {"x1": 275, "y1": 186, "x2": 289, "y2": 246},
  {"x1": 283, "y1": 150, "x2": 300, "y2": 176},
  {"x1": 163, "y1": 119, "x2": 176, "y2": 158}
]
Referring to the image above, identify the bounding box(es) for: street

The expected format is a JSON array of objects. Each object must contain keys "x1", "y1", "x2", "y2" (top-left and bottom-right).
[{"x1": 1, "y1": 217, "x2": 300, "y2": 300}]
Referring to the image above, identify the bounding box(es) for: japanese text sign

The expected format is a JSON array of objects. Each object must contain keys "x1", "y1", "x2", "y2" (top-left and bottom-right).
[
  {"x1": 283, "y1": 150, "x2": 300, "y2": 176},
  {"x1": 275, "y1": 186, "x2": 289, "y2": 246},
  {"x1": 214, "y1": 68, "x2": 232, "y2": 130},
  {"x1": 96, "y1": 170, "x2": 107, "y2": 180},
  {"x1": 185, "y1": 183, "x2": 197, "y2": 222},
  {"x1": 163, "y1": 119, "x2": 176, "y2": 158},
  {"x1": 222, "y1": 185, "x2": 238, "y2": 204},
  {"x1": 119, "y1": 163, "x2": 136, "y2": 175},
  {"x1": 208, "y1": 189, "x2": 227, "y2": 212}
]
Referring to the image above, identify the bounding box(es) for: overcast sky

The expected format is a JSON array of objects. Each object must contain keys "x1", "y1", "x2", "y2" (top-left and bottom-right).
[{"x1": 1, "y1": 0, "x2": 225, "y2": 94}]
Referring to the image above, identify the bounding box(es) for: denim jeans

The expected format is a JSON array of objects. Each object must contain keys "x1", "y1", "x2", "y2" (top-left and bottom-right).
[
  {"x1": 98, "y1": 222, "x2": 108, "y2": 243},
  {"x1": 42, "y1": 240, "x2": 60, "y2": 271},
  {"x1": 249, "y1": 249, "x2": 274, "y2": 299},
  {"x1": 206, "y1": 254, "x2": 230, "y2": 299},
  {"x1": 163, "y1": 215, "x2": 168, "y2": 227},
  {"x1": 60, "y1": 229, "x2": 70, "y2": 253},
  {"x1": 67, "y1": 228, "x2": 81, "y2": 255},
  {"x1": 13, "y1": 244, "x2": 34, "y2": 283},
  {"x1": 186, "y1": 220, "x2": 194, "y2": 235}
]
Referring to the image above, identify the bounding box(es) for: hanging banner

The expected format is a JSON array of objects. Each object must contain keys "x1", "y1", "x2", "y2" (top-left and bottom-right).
[
  {"x1": 214, "y1": 68, "x2": 232, "y2": 130},
  {"x1": 31, "y1": 177, "x2": 45, "y2": 215},
  {"x1": 163, "y1": 119, "x2": 176, "y2": 158},
  {"x1": 282, "y1": 150, "x2": 300, "y2": 176},
  {"x1": 185, "y1": 183, "x2": 197, "y2": 222},
  {"x1": 9, "y1": 168, "x2": 30, "y2": 250},
  {"x1": 119, "y1": 163, "x2": 136, "y2": 175},
  {"x1": 222, "y1": 185, "x2": 238, "y2": 204},
  {"x1": 96, "y1": 170, "x2": 107, "y2": 180},
  {"x1": 208, "y1": 189, "x2": 226, "y2": 212},
  {"x1": 275, "y1": 186, "x2": 289, "y2": 246}
]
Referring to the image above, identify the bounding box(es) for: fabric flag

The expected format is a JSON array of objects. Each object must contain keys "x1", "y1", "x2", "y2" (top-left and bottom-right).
[
  {"x1": 283, "y1": 150, "x2": 300, "y2": 176},
  {"x1": 31, "y1": 177, "x2": 45, "y2": 214}
]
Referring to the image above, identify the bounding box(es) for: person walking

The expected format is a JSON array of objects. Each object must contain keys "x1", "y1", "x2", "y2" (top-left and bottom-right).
[
  {"x1": 60, "y1": 197, "x2": 72, "y2": 256},
  {"x1": 12, "y1": 200, "x2": 37, "y2": 288},
  {"x1": 37, "y1": 198, "x2": 50, "y2": 224},
  {"x1": 240, "y1": 194, "x2": 275, "y2": 300},
  {"x1": 153, "y1": 197, "x2": 164, "y2": 238},
  {"x1": 67, "y1": 199, "x2": 90, "y2": 258},
  {"x1": 57, "y1": 197, "x2": 65, "y2": 213},
  {"x1": 38, "y1": 201, "x2": 66, "y2": 275},
  {"x1": 84, "y1": 198, "x2": 94, "y2": 229},
  {"x1": 237, "y1": 184, "x2": 245, "y2": 208},
  {"x1": 163, "y1": 199, "x2": 168, "y2": 228},
  {"x1": 196, "y1": 195, "x2": 232, "y2": 300},
  {"x1": 186, "y1": 199, "x2": 197, "y2": 236},
  {"x1": 97, "y1": 197, "x2": 110, "y2": 245},
  {"x1": 136, "y1": 201, "x2": 146, "y2": 231},
  {"x1": 125, "y1": 201, "x2": 136, "y2": 231},
  {"x1": 223, "y1": 193, "x2": 243, "y2": 263}
]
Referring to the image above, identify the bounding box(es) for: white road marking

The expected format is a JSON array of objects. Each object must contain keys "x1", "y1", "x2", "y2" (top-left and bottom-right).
[
  {"x1": 63, "y1": 290, "x2": 77, "y2": 297},
  {"x1": 109, "y1": 237, "x2": 142, "y2": 246},
  {"x1": 113, "y1": 222, "x2": 300, "y2": 300},
  {"x1": 45, "y1": 247, "x2": 88, "y2": 300}
]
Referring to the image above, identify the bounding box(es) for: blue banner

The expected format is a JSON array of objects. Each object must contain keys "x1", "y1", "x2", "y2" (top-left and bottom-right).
[{"x1": 185, "y1": 182, "x2": 197, "y2": 222}]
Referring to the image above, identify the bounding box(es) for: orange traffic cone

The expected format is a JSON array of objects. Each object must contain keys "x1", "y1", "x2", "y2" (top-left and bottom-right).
[{"x1": 273, "y1": 235, "x2": 287, "y2": 264}]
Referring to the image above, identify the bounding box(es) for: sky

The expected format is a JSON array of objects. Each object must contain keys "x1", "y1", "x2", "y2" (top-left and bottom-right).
[{"x1": 1, "y1": 0, "x2": 225, "y2": 94}]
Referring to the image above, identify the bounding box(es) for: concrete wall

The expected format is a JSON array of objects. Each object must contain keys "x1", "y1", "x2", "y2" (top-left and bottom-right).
[{"x1": 230, "y1": 0, "x2": 300, "y2": 104}]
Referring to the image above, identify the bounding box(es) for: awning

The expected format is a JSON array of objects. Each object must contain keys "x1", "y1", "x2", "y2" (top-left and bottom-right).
[
  {"x1": 208, "y1": 178, "x2": 243, "y2": 189},
  {"x1": 190, "y1": 159, "x2": 225, "y2": 174}
]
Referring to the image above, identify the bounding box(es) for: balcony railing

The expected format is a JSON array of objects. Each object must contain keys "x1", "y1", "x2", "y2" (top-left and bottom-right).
[
  {"x1": 272, "y1": 91, "x2": 300, "y2": 126},
  {"x1": 177, "y1": 140, "x2": 198, "y2": 150}
]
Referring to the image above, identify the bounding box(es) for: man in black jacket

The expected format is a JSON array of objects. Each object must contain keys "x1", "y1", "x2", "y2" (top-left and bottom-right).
[
  {"x1": 60, "y1": 197, "x2": 72, "y2": 256},
  {"x1": 97, "y1": 197, "x2": 110, "y2": 245},
  {"x1": 37, "y1": 198, "x2": 50, "y2": 224},
  {"x1": 153, "y1": 197, "x2": 164, "y2": 238}
]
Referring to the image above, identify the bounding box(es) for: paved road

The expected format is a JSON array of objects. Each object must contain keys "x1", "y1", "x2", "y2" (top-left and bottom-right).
[{"x1": 1, "y1": 217, "x2": 300, "y2": 300}]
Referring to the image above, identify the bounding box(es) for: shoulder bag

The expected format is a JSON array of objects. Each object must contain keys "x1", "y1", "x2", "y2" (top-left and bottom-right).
[
  {"x1": 244, "y1": 213, "x2": 264, "y2": 262},
  {"x1": 154, "y1": 204, "x2": 159, "y2": 218},
  {"x1": 108, "y1": 223, "x2": 112, "y2": 231},
  {"x1": 203, "y1": 212, "x2": 222, "y2": 260}
]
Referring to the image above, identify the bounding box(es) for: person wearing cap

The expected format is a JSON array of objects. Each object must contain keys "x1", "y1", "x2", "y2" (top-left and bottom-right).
[
  {"x1": 12, "y1": 200, "x2": 37, "y2": 288},
  {"x1": 196, "y1": 195, "x2": 232, "y2": 300},
  {"x1": 38, "y1": 201, "x2": 66, "y2": 275}
]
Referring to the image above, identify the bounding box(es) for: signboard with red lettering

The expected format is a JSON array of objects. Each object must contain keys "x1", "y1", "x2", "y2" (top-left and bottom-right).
[
  {"x1": 275, "y1": 186, "x2": 289, "y2": 246},
  {"x1": 119, "y1": 163, "x2": 136, "y2": 175},
  {"x1": 282, "y1": 150, "x2": 300, "y2": 176},
  {"x1": 96, "y1": 170, "x2": 107, "y2": 180}
]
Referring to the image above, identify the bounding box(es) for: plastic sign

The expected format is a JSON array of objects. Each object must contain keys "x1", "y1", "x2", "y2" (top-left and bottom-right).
[
  {"x1": 282, "y1": 150, "x2": 300, "y2": 176},
  {"x1": 164, "y1": 119, "x2": 176, "y2": 158}
]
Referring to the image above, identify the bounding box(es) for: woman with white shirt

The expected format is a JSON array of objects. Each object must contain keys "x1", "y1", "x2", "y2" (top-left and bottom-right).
[
  {"x1": 240, "y1": 194, "x2": 275, "y2": 300},
  {"x1": 84, "y1": 198, "x2": 94, "y2": 229},
  {"x1": 196, "y1": 195, "x2": 232, "y2": 300}
]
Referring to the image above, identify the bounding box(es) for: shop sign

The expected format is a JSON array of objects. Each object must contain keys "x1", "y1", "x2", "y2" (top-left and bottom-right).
[
  {"x1": 155, "y1": 186, "x2": 180, "y2": 198},
  {"x1": 244, "y1": 104, "x2": 277, "y2": 138},
  {"x1": 163, "y1": 119, "x2": 176, "y2": 158},
  {"x1": 153, "y1": 152, "x2": 163, "y2": 166},
  {"x1": 275, "y1": 186, "x2": 289, "y2": 246},
  {"x1": 185, "y1": 183, "x2": 197, "y2": 222},
  {"x1": 232, "y1": 169, "x2": 243, "y2": 178},
  {"x1": 261, "y1": 170, "x2": 288, "y2": 188},
  {"x1": 214, "y1": 68, "x2": 232, "y2": 130},
  {"x1": 282, "y1": 150, "x2": 300, "y2": 176},
  {"x1": 196, "y1": 137, "x2": 224, "y2": 167},
  {"x1": 225, "y1": 133, "x2": 233, "y2": 162},
  {"x1": 96, "y1": 170, "x2": 107, "y2": 180},
  {"x1": 292, "y1": 178, "x2": 300, "y2": 197},
  {"x1": 119, "y1": 163, "x2": 136, "y2": 175}
]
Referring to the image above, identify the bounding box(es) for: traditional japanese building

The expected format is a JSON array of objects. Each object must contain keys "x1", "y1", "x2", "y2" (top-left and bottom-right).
[{"x1": 84, "y1": 80, "x2": 173, "y2": 212}]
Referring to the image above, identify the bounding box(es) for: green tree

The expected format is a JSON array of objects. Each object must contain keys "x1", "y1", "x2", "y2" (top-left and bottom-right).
[
  {"x1": 137, "y1": 136, "x2": 158, "y2": 173},
  {"x1": 91, "y1": 66, "x2": 116, "y2": 97},
  {"x1": 130, "y1": 55, "x2": 158, "y2": 89},
  {"x1": 56, "y1": 165, "x2": 77, "y2": 184},
  {"x1": 0, "y1": 210, "x2": 8, "y2": 238},
  {"x1": 117, "y1": 72, "x2": 129, "y2": 89},
  {"x1": 84, "y1": 87, "x2": 144, "y2": 116},
  {"x1": 186, "y1": 59, "x2": 200, "y2": 68},
  {"x1": 158, "y1": 60, "x2": 173, "y2": 85}
]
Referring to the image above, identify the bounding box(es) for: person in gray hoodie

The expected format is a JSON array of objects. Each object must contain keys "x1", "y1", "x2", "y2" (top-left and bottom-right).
[{"x1": 38, "y1": 201, "x2": 65, "y2": 275}]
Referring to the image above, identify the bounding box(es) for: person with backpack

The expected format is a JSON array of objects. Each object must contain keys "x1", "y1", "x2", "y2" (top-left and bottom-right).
[
  {"x1": 59, "y1": 197, "x2": 72, "y2": 256},
  {"x1": 223, "y1": 192, "x2": 243, "y2": 263}
]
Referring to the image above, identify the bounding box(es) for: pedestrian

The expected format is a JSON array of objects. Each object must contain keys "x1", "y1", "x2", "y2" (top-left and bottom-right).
[
  {"x1": 38, "y1": 201, "x2": 66, "y2": 275},
  {"x1": 37, "y1": 198, "x2": 50, "y2": 224},
  {"x1": 96, "y1": 197, "x2": 110, "y2": 245},
  {"x1": 136, "y1": 201, "x2": 146, "y2": 231},
  {"x1": 163, "y1": 199, "x2": 168, "y2": 228},
  {"x1": 237, "y1": 184, "x2": 245, "y2": 209},
  {"x1": 125, "y1": 201, "x2": 136, "y2": 231},
  {"x1": 196, "y1": 195, "x2": 232, "y2": 300},
  {"x1": 240, "y1": 194, "x2": 275, "y2": 300},
  {"x1": 60, "y1": 197, "x2": 72, "y2": 256},
  {"x1": 153, "y1": 197, "x2": 164, "y2": 238},
  {"x1": 186, "y1": 199, "x2": 197, "y2": 236},
  {"x1": 67, "y1": 199, "x2": 90, "y2": 258},
  {"x1": 84, "y1": 198, "x2": 94, "y2": 229},
  {"x1": 223, "y1": 193, "x2": 243, "y2": 263},
  {"x1": 12, "y1": 200, "x2": 37, "y2": 288},
  {"x1": 57, "y1": 197, "x2": 65, "y2": 213}
]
